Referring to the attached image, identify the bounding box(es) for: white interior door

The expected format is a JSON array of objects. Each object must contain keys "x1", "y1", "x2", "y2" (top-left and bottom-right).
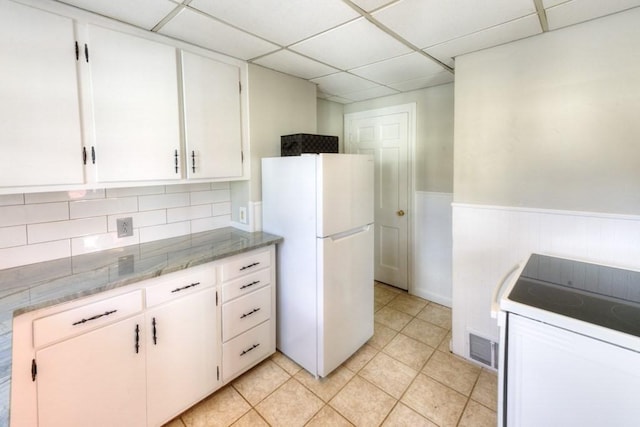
[{"x1": 346, "y1": 108, "x2": 410, "y2": 290}]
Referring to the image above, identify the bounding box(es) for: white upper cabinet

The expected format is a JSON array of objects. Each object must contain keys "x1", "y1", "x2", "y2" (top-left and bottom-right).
[
  {"x1": 87, "y1": 25, "x2": 182, "y2": 183},
  {"x1": 181, "y1": 51, "x2": 243, "y2": 180},
  {"x1": 0, "y1": 1, "x2": 84, "y2": 188}
]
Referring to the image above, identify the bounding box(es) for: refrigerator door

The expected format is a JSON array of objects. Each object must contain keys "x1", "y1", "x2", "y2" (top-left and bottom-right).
[
  {"x1": 317, "y1": 224, "x2": 374, "y2": 377},
  {"x1": 316, "y1": 154, "x2": 374, "y2": 238}
]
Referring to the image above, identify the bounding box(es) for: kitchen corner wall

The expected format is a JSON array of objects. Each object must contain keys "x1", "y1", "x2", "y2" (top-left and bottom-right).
[{"x1": 0, "y1": 182, "x2": 231, "y2": 270}]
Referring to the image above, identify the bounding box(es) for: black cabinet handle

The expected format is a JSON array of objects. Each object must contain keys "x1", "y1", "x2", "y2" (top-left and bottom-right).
[
  {"x1": 191, "y1": 151, "x2": 195, "y2": 173},
  {"x1": 240, "y1": 262, "x2": 260, "y2": 271},
  {"x1": 171, "y1": 281, "x2": 200, "y2": 293},
  {"x1": 240, "y1": 280, "x2": 260, "y2": 290},
  {"x1": 240, "y1": 343, "x2": 260, "y2": 356},
  {"x1": 75, "y1": 41, "x2": 79, "y2": 61},
  {"x1": 174, "y1": 149, "x2": 179, "y2": 173},
  {"x1": 240, "y1": 307, "x2": 260, "y2": 319},
  {"x1": 31, "y1": 359, "x2": 37, "y2": 382},
  {"x1": 135, "y1": 324, "x2": 140, "y2": 354},
  {"x1": 84, "y1": 43, "x2": 89, "y2": 62},
  {"x1": 152, "y1": 317, "x2": 157, "y2": 345},
  {"x1": 72, "y1": 309, "x2": 117, "y2": 326},
  {"x1": 91, "y1": 146, "x2": 96, "y2": 164},
  {"x1": 83, "y1": 146, "x2": 87, "y2": 165}
]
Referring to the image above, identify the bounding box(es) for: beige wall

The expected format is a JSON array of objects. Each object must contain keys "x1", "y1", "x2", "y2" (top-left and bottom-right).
[
  {"x1": 454, "y1": 7, "x2": 640, "y2": 214},
  {"x1": 317, "y1": 98, "x2": 345, "y2": 151},
  {"x1": 342, "y1": 84, "x2": 454, "y2": 193}
]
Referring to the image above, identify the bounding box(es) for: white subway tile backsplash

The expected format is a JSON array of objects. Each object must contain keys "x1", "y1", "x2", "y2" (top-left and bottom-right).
[
  {"x1": 138, "y1": 193, "x2": 189, "y2": 211},
  {"x1": 212, "y1": 202, "x2": 232, "y2": 216},
  {"x1": 106, "y1": 186, "x2": 165, "y2": 198},
  {"x1": 0, "y1": 240, "x2": 70, "y2": 270},
  {"x1": 0, "y1": 226, "x2": 26, "y2": 249},
  {"x1": 107, "y1": 210, "x2": 166, "y2": 233},
  {"x1": 191, "y1": 189, "x2": 231, "y2": 205},
  {"x1": 139, "y1": 221, "x2": 191, "y2": 244},
  {"x1": 25, "y1": 189, "x2": 105, "y2": 204},
  {"x1": 0, "y1": 194, "x2": 24, "y2": 207},
  {"x1": 69, "y1": 197, "x2": 138, "y2": 219},
  {"x1": 0, "y1": 203, "x2": 69, "y2": 227},
  {"x1": 167, "y1": 205, "x2": 212, "y2": 223},
  {"x1": 71, "y1": 231, "x2": 140, "y2": 256},
  {"x1": 166, "y1": 183, "x2": 212, "y2": 193},
  {"x1": 28, "y1": 217, "x2": 106, "y2": 244},
  {"x1": 191, "y1": 215, "x2": 230, "y2": 233}
]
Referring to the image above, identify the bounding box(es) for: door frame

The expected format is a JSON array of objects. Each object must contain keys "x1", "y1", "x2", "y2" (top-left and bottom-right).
[{"x1": 344, "y1": 102, "x2": 417, "y2": 293}]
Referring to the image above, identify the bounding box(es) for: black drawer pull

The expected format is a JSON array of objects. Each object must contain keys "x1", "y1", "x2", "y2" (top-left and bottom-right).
[
  {"x1": 240, "y1": 307, "x2": 260, "y2": 319},
  {"x1": 240, "y1": 262, "x2": 260, "y2": 271},
  {"x1": 240, "y1": 280, "x2": 260, "y2": 290},
  {"x1": 152, "y1": 317, "x2": 157, "y2": 345},
  {"x1": 135, "y1": 324, "x2": 140, "y2": 354},
  {"x1": 72, "y1": 309, "x2": 117, "y2": 326},
  {"x1": 240, "y1": 343, "x2": 260, "y2": 356},
  {"x1": 171, "y1": 282, "x2": 200, "y2": 293}
]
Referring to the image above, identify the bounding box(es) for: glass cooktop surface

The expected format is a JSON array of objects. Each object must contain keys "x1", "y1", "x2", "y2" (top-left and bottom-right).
[{"x1": 508, "y1": 254, "x2": 640, "y2": 338}]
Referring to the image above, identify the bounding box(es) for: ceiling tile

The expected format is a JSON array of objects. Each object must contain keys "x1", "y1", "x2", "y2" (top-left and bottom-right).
[
  {"x1": 373, "y1": 0, "x2": 536, "y2": 48},
  {"x1": 291, "y1": 17, "x2": 412, "y2": 70},
  {"x1": 425, "y1": 14, "x2": 542, "y2": 66},
  {"x1": 545, "y1": 0, "x2": 640, "y2": 30},
  {"x1": 58, "y1": 0, "x2": 178, "y2": 30},
  {"x1": 542, "y1": 0, "x2": 569, "y2": 6},
  {"x1": 311, "y1": 72, "x2": 378, "y2": 96},
  {"x1": 350, "y1": 52, "x2": 446, "y2": 84},
  {"x1": 341, "y1": 85, "x2": 399, "y2": 101},
  {"x1": 158, "y1": 8, "x2": 279, "y2": 60},
  {"x1": 252, "y1": 50, "x2": 339, "y2": 80},
  {"x1": 327, "y1": 95, "x2": 355, "y2": 104},
  {"x1": 388, "y1": 71, "x2": 454, "y2": 92},
  {"x1": 350, "y1": 0, "x2": 399, "y2": 12},
  {"x1": 189, "y1": 0, "x2": 359, "y2": 46}
]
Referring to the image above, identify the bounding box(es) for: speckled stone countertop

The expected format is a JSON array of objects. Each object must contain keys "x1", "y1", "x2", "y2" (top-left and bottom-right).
[{"x1": 0, "y1": 227, "x2": 282, "y2": 426}]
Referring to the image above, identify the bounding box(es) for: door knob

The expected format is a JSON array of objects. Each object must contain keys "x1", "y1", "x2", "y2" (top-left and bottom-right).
[{"x1": 397, "y1": 210, "x2": 405, "y2": 216}]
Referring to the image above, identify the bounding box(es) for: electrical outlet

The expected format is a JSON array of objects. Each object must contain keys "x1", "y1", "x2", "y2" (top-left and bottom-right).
[
  {"x1": 117, "y1": 217, "x2": 134, "y2": 238},
  {"x1": 239, "y1": 207, "x2": 247, "y2": 224}
]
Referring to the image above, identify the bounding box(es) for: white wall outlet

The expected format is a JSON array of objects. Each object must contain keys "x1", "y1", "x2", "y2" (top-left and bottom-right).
[
  {"x1": 117, "y1": 217, "x2": 134, "y2": 238},
  {"x1": 239, "y1": 207, "x2": 247, "y2": 224}
]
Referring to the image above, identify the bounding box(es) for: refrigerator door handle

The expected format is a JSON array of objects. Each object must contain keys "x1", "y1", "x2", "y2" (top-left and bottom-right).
[{"x1": 328, "y1": 225, "x2": 371, "y2": 241}]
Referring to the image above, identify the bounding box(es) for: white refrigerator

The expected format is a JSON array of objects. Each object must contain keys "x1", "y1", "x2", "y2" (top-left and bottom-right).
[{"x1": 262, "y1": 153, "x2": 374, "y2": 377}]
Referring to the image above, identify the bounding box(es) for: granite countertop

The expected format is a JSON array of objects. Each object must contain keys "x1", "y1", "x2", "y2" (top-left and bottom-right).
[{"x1": 0, "y1": 227, "x2": 282, "y2": 426}]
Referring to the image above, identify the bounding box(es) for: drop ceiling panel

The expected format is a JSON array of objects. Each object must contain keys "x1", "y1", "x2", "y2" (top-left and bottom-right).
[
  {"x1": 158, "y1": 8, "x2": 278, "y2": 60},
  {"x1": 189, "y1": 0, "x2": 360, "y2": 46},
  {"x1": 544, "y1": 0, "x2": 640, "y2": 30},
  {"x1": 350, "y1": 52, "x2": 446, "y2": 84},
  {"x1": 388, "y1": 72, "x2": 454, "y2": 92},
  {"x1": 253, "y1": 50, "x2": 339, "y2": 80},
  {"x1": 350, "y1": 0, "x2": 399, "y2": 12},
  {"x1": 542, "y1": 0, "x2": 570, "y2": 7},
  {"x1": 425, "y1": 14, "x2": 542, "y2": 67},
  {"x1": 291, "y1": 18, "x2": 412, "y2": 70},
  {"x1": 58, "y1": 0, "x2": 178, "y2": 30},
  {"x1": 342, "y1": 85, "x2": 399, "y2": 102},
  {"x1": 311, "y1": 72, "x2": 379, "y2": 96},
  {"x1": 373, "y1": 0, "x2": 536, "y2": 48}
]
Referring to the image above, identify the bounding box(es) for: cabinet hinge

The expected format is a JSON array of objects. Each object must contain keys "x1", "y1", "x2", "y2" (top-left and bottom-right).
[{"x1": 31, "y1": 359, "x2": 37, "y2": 382}]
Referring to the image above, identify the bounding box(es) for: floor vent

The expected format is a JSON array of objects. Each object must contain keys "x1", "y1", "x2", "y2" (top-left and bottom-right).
[{"x1": 469, "y1": 333, "x2": 498, "y2": 369}]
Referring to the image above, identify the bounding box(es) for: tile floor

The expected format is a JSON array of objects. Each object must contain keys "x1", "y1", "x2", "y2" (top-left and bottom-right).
[{"x1": 164, "y1": 282, "x2": 498, "y2": 427}]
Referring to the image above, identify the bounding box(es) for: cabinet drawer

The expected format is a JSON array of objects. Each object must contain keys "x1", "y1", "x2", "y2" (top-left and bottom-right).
[
  {"x1": 221, "y1": 249, "x2": 271, "y2": 282},
  {"x1": 33, "y1": 290, "x2": 143, "y2": 348},
  {"x1": 222, "y1": 286, "x2": 271, "y2": 341},
  {"x1": 222, "y1": 268, "x2": 271, "y2": 303},
  {"x1": 145, "y1": 263, "x2": 216, "y2": 308},
  {"x1": 222, "y1": 320, "x2": 273, "y2": 382}
]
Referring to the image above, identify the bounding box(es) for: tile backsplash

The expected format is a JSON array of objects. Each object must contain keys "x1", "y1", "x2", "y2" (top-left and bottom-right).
[{"x1": 0, "y1": 182, "x2": 232, "y2": 270}]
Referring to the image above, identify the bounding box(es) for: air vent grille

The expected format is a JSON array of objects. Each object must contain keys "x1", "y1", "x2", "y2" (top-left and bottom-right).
[{"x1": 469, "y1": 333, "x2": 498, "y2": 369}]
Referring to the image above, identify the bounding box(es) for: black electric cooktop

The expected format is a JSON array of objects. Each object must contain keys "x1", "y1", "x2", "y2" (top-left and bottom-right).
[{"x1": 508, "y1": 254, "x2": 640, "y2": 338}]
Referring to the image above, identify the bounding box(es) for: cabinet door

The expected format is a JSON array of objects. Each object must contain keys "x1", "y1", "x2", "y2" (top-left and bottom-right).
[
  {"x1": 146, "y1": 286, "x2": 220, "y2": 427},
  {"x1": 87, "y1": 25, "x2": 181, "y2": 182},
  {"x1": 0, "y1": 1, "x2": 84, "y2": 188},
  {"x1": 181, "y1": 51, "x2": 243, "y2": 179},
  {"x1": 36, "y1": 314, "x2": 146, "y2": 427}
]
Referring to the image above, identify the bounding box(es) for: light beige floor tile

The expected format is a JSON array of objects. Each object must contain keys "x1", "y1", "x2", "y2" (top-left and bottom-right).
[
  {"x1": 471, "y1": 369, "x2": 498, "y2": 411},
  {"x1": 367, "y1": 322, "x2": 398, "y2": 350},
  {"x1": 401, "y1": 373, "x2": 467, "y2": 427},
  {"x1": 458, "y1": 400, "x2": 497, "y2": 427},
  {"x1": 401, "y1": 317, "x2": 448, "y2": 348},
  {"x1": 255, "y1": 378, "x2": 324, "y2": 426},
  {"x1": 382, "y1": 403, "x2": 438, "y2": 427},
  {"x1": 423, "y1": 350, "x2": 481, "y2": 396},
  {"x1": 231, "y1": 359, "x2": 290, "y2": 406},
  {"x1": 374, "y1": 283, "x2": 401, "y2": 306},
  {"x1": 270, "y1": 350, "x2": 302, "y2": 376},
  {"x1": 375, "y1": 299, "x2": 386, "y2": 312},
  {"x1": 359, "y1": 352, "x2": 418, "y2": 399},
  {"x1": 438, "y1": 331, "x2": 452, "y2": 353},
  {"x1": 343, "y1": 343, "x2": 378, "y2": 372},
  {"x1": 306, "y1": 405, "x2": 353, "y2": 427},
  {"x1": 230, "y1": 409, "x2": 269, "y2": 427},
  {"x1": 375, "y1": 306, "x2": 414, "y2": 331},
  {"x1": 329, "y1": 376, "x2": 396, "y2": 426},
  {"x1": 181, "y1": 386, "x2": 250, "y2": 427},
  {"x1": 383, "y1": 333, "x2": 435, "y2": 371},
  {"x1": 417, "y1": 303, "x2": 452, "y2": 330},
  {"x1": 163, "y1": 418, "x2": 185, "y2": 427},
  {"x1": 295, "y1": 365, "x2": 354, "y2": 402},
  {"x1": 387, "y1": 294, "x2": 428, "y2": 316}
]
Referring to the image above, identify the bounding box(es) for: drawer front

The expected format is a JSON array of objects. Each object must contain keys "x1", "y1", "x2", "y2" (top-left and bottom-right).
[
  {"x1": 222, "y1": 268, "x2": 271, "y2": 303},
  {"x1": 145, "y1": 262, "x2": 216, "y2": 308},
  {"x1": 222, "y1": 286, "x2": 271, "y2": 341},
  {"x1": 221, "y1": 249, "x2": 271, "y2": 282},
  {"x1": 33, "y1": 290, "x2": 143, "y2": 348},
  {"x1": 222, "y1": 320, "x2": 273, "y2": 382}
]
